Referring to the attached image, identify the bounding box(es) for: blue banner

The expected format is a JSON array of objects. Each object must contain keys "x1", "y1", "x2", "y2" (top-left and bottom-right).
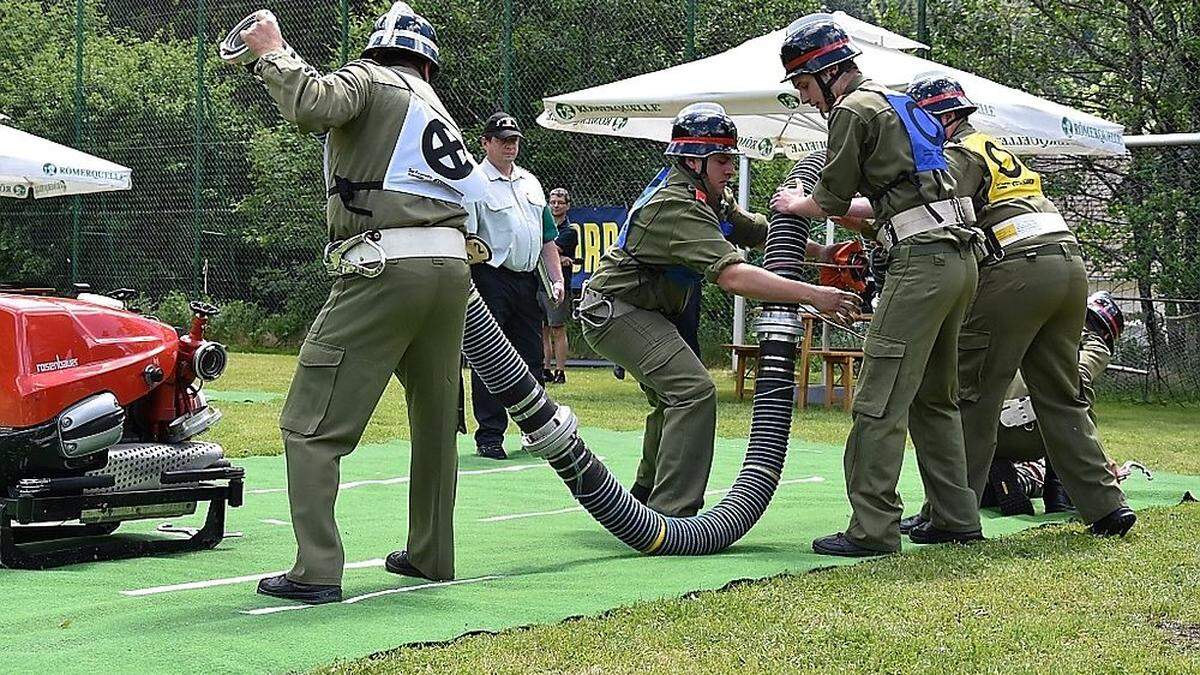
[{"x1": 563, "y1": 206, "x2": 627, "y2": 290}]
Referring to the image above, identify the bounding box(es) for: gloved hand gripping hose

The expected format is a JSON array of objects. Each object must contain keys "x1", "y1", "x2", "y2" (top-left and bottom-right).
[{"x1": 462, "y1": 153, "x2": 826, "y2": 554}]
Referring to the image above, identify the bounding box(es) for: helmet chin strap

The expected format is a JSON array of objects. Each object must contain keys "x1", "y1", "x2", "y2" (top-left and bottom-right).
[
  {"x1": 678, "y1": 156, "x2": 711, "y2": 189},
  {"x1": 816, "y1": 68, "x2": 843, "y2": 111}
]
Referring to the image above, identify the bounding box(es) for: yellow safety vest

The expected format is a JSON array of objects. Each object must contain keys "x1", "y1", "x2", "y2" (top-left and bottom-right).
[{"x1": 959, "y1": 132, "x2": 1045, "y2": 204}]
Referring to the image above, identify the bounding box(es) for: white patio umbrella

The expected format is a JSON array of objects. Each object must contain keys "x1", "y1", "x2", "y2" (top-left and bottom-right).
[
  {"x1": 537, "y1": 12, "x2": 1127, "y2": 359},
  {"x1": 0, "y1": 123, "x2": 132, "y2": 199},
  {"x1": 537, "y1": 12, "x2": 1126, "y2": 158}
]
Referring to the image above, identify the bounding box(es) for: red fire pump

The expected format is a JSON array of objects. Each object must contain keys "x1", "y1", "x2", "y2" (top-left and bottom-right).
[{"x1": 0, "y1": 290, "x2": 243, "y2": 568}]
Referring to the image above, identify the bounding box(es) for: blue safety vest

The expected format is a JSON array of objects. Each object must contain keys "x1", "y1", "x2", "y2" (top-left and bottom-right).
[
  {"x1": 882, "y1": 91, "x2": 948, "y2": 173},
  {"x1": 615, "y1": 167, "x2": 735, "y2": 290}
]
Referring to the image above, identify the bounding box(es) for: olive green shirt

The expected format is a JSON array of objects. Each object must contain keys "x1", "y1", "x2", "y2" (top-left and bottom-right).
[
  {"x1": 255, "y1": 52, "x2": 467, "y2": 242},
  {"x1": 587, "y1": 167, "x2": 768, "y2": 317},
  {"x1": 946, "y1": 122, "x2": 1071, "y2": 254},
  {"x1": 813, "y1": 74, "x2": 967, "y2": 245}
]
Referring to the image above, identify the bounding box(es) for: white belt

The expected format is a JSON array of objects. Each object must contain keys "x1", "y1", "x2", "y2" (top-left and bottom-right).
[
  {"x1": 325, "y1": 227, "x2": 466, "y2": 278},
  {"x1": 989, "y1": 212, "x2": 1069, "y2": 249},
  {"x1": 999, "y1": 395, "x2": 1037, "y2": 428},
  {"x1": 878, "y1": 197, "x2": 972, "y2": 249}
]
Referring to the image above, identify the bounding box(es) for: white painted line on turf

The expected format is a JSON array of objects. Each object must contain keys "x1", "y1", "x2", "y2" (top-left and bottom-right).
[
  {"x1": 478, "y1": 475, "x2": 826, "y2": 522},
  {"x1": 248, "y1": 462, "x2": 547, "y2": 495},
  {"x1": 240, "y1": 575, "x2": 504, "y2": 615},
  {"x1": 120, "y1": 559, "x2": 384, "y2": 597},
  {"x1": 480, "y1": 506, "x2": 584, "y2": 522},
  {"x1": 260, "y1": 518, "x2": 290, "y2": 526}
]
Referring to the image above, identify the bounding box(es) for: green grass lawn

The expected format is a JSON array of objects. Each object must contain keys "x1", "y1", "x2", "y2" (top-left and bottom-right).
[{"x1": 206, "y1": 353, "x2": 1199, "y2": 673}]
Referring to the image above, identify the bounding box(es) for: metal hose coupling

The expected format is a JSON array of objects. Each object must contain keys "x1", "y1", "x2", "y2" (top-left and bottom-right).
[
  {"x1": 522, "y1": 405, "x2": 579, "y2": 461},
  {"x1": 755, "y1": 310, "x2": 805, "y2": 344},
  {"x1": 218, "y1": 10, "x2": 315, "y2": 77}
]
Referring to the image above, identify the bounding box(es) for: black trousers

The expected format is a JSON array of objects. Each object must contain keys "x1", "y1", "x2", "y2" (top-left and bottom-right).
[{"x1": 470, "y1": 263, "x2": 545, "y2": 447}]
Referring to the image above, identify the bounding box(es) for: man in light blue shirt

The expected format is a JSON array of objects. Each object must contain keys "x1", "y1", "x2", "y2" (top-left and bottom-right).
[{"x1": 466, "y1": 112, "x2": 564, "y2": 459}]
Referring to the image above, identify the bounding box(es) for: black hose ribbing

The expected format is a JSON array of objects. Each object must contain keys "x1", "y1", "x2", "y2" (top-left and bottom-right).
[
  {"x1": 763, "y1": 150, "x2": 826, "y2": 287},
  {"x1": 461, "y1": 152, "x2": 826, "y2": 555}
]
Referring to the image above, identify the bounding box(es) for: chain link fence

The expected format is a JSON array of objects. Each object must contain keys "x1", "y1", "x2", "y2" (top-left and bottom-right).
[{"x1": 1, "y1": 0, "x2": 1197, "y2": 399}]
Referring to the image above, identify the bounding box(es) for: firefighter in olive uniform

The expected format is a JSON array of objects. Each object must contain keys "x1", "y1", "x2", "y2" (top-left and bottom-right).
[
  {"x1": 241, "y1": 2, "x2": 487, "y2": 605},
  {"x1": 770, "y1": 18, "x2": 983, "y2": 556},
  {"x1": 578, "y1": 102, "x2": 859, "y2": 517}
]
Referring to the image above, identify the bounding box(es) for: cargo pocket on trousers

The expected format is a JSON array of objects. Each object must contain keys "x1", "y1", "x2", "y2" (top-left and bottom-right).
[
  {"x1": 852, "y1": 334, "x2": 907, "y2": 418},
  {"x1": 279, "y1": 340, "x2": 345, "y2": 435},
  {"x1": 957, "y1": 330, "x2": 990, "y2": 403}
]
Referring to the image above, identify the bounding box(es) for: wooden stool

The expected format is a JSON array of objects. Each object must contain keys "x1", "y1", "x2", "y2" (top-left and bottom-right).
[
  {"x1": 798, "y1": 313, "x2": 865, "y2": 411},
  {"x1": 724, "y1": 343, "x2": 761, "y2": 400}
]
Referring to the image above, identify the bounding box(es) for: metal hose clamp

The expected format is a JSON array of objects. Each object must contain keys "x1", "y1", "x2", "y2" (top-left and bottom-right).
[
  {"x1": 755, "y1": 309, "x2": 805, "y2": 343},
  {"x1": 523, "y1": 405, "x2": 579, "y2": 460}
]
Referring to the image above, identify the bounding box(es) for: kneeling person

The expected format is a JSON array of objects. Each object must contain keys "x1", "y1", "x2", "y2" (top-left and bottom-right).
[{"x1": 579, "y1": 103, "x2": 859, "y2": 517}]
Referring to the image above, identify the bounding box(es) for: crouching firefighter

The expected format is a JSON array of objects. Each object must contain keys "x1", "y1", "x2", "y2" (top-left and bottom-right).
[
  {"x1": 898, "y1": 75, "x2": 1135, "y2": 538},
  {"x1": 578, "y1": 102, "x2": 860, "y2": 517},
  {"x1": 770, "y1": 17, "x2": 984, "y2": 556},
  {"x1": 234, "y1": 2, "x2": 488, "y2": 605}
]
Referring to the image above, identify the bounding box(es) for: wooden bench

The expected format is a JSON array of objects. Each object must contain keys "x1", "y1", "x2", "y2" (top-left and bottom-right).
[{"x1": 725, "y1": 314, "x2": 867, "y2": 411}]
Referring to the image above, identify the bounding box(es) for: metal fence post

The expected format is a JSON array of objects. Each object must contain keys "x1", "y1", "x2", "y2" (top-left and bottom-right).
[
  {"x1": 917, "y1": 0, "x2": 929, "y2": 58},
  {"x1": 71, "y1": 0, "x2": 85, "y2": 284},
  {"x1": 340, "y1": 0, "x2": 349, "y2": 64},
  {"x1": 686, "y1": 0, "x2": 696, "y2": 59},
  {"x1": 192, "y1": 0, "x2": 206, "y2": 297},
  {"x1": 502, "y1": 0, "x2": 513, "y2": 111}
]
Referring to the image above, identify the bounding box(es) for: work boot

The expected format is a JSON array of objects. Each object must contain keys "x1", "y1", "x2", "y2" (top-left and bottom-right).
[
  {"x1": 256, "y1": 574, "x2": 341, "y2": 605},
  {"x1": 385, "y1": 550, "x2": 438, "y2": 580},
  {"x1": 1043, "y1": 462, "x2": 1074, "y2": 513},
  {"x1": 908, "y1": 521, "x2": 985, "y2": 545},
  {"x1": 988, "y1": 460, "x2": 1036, "y2": 516},
  {"x1": 899, "y1": 513, "x2": 928, "y2": 535},
  {"x1": 1090, "y1": 506, "x2": 1137, "y2": 537},
  {"x1": 476, "y1": 443, "x2": 507, "y2": 460},
  {"x1": 812, "y1": 532, "x2": 892, "y2": 558}
]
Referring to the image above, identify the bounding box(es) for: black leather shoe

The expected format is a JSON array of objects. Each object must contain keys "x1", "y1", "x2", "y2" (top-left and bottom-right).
[
  {"x1": 989, "y1": 460, "x2": 1036, "y2": 516},
  {"x1": 899, "y1": 513, "x2": 928, "y2": 535},
  {"x1": 812, "y1": 532, "x2": 892, "y2": 558},
  {"x1": 476, "y1": 443, "x2": 507, "y2": 460},
  {"x1": 256, "y1": 573, "x2": 341, "y2": 605},
  {"x1": 553, "y1": 370, "x2": 566, "y2": 385},
  {"x1": 541, "y1": 368, "x2": 554, "y2": 382},
  {"x1": 908, "y1": 521, "x2": 985, "y2": 544},
  {"x1": 1043, "y1": 463, "x2": 1075, "y2": 513},
  {"x1": 1090, "y1": 506, "x2": 1136, "y2": 537},
  {"x1": 385, "y1": 550, "x2": 436, "y2": 580}
]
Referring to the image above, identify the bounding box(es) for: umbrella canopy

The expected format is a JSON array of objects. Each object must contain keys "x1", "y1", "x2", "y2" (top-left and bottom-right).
[
  {"x1": 537, "y1": 12, "x2": 1126, "y2": 159},
  {"x1": 0, "y1": 124, "x2": 132, "y2": 199}
]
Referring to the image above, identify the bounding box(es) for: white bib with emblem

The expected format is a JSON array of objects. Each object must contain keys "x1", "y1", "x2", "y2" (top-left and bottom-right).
[{"x1": 383, "y1": 83, "x2": 488, "y2": 206}]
